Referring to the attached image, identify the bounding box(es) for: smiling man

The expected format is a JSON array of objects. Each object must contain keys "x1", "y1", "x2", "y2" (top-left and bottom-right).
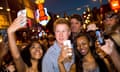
[{"x1": 42, "y1": 18, "x2": 74, "y2": 72}]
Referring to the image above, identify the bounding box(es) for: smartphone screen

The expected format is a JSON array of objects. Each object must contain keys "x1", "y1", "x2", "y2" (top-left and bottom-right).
[{"x1": 95, "y1": 29, "x2": 105, "y2": 45}]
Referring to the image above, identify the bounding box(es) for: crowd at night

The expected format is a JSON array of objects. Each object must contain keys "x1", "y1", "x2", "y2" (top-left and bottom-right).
[{"x1": 0, "y1": 0, "x2": 120, "y2": 72}]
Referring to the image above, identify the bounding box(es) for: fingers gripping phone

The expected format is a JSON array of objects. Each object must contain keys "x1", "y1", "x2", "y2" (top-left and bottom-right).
[{"x1": 95, "y1": 29, "x2": 105, "y2": 45}]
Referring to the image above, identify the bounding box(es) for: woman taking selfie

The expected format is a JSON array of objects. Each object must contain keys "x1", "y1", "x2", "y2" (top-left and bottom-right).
[{"x1": 7, "y1": 15, "x2": 44, "y2": 72}]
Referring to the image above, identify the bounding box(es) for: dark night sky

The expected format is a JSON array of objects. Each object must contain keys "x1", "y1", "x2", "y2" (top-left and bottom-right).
[{"x1": 44, "y1": 0, "x2": 109, "y2": 16}]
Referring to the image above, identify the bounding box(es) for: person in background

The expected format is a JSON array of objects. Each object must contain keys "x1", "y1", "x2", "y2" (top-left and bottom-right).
[
  {"x1": 41, "y1": 37, "x2": 49, "y2": 52},
  {"x1": 86, "y1": 21, "x2": 117, "y2": 72},
  {"x1": 7, "y1": 15, "x2": 44, "y2": 72},
  {"x1": 86, "y1": 22, "x2": 98, "y2": 32},
  {"x1": 70, "y1": 14, "x2": 83, "y2": 43},
  {"x1": 47, "y1": 33, "x2": 55, "y2": 47},
  {"x1": 3, "y1": 52, "x2": 16, "y2": 72},
  {"x1": 86, "y1": 22, "x2": 98, "y2": 41},
  {"x1": 0, "y1": 42, "x2": 9, "y2": 71},
  {"x1": 103, "y1": 11, "x2": 119, "y2": 35},
  {"x1": 6, "y1": 63, "x2": 16, "y2": 72},
  {"x1": 95, "y1": 39, "x2": 117, "y2": 72},
  {"x1": 0, "y1": 42, "x2": 8, "y2": 66},
  {"x1": 42, "y1": 18, "x2": 74, "y2": 72},
  {"x1": 97, "y1": 32, "x2": 120, "y2": 72}
]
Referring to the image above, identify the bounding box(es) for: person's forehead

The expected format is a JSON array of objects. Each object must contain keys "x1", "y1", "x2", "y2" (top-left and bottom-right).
[
  {"x1": 104, "y1": 18, "x2": 111, "y2": 21},
  {"x1": 55, "y1": 23, "x2": 69, "y2": 27},
  {"x1": 105, "y1": 15, "x2": 117, "y2": 20},
  {"x1": 104, "y1": 17, "x2": 114, "y2": 21},
  {"x1": 55, "y1": 24, "x2": 69, "y2": 30}
]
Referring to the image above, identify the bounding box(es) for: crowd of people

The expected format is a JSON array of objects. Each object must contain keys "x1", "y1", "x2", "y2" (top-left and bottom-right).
[{"x1": 0, "y1": 10, "x2": 120, "y2": 72}]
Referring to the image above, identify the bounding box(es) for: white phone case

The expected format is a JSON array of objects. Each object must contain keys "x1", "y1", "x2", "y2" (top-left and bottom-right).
[
  {"x1": 63, "y1": 40, "x2": 72, "y2": 56},
  {"x1": 17, "y1": 9, "x2": 26, "y2": 17},
  {"x1": 17, "y1": 9, "x2": 27, "y2": 26},
  {"x1": 63, "y1": 40, "x2": 72, "y2": 48}
]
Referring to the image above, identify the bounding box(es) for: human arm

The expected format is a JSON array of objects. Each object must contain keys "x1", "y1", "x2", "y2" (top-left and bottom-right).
[
  {"x1": 58, "y1": 45, "x2": 73, "y2": 72},
  {"x1": 70, "y1": 64, "x2": 76, "y2": 72},
  {"x1": 7, "y1": 15, "x2": 27, "y2": 72},
  {"x1": 109, "y1": 46, "x2": 120, "y2": 72},
  {"x1": 99, "y1": 39, "x2": 120, "y2": 72},
  {"x1": 0, "y1": 42, "x2": 8, "y2": 66},
  {"x1": 58, "y1": 61, "x2": 66, "y2": 72}
]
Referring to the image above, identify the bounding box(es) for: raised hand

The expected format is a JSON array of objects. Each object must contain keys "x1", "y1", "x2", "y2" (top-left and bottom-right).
[
  {"x1": 7, "y1": 15, "x2": 27, "y2": 33},
  {"x1": 58, "y1": 45, "x2": 72, "y2": 63},
  {"x1": 96, "y1": 39, "x2": 114, "y2": 55}
]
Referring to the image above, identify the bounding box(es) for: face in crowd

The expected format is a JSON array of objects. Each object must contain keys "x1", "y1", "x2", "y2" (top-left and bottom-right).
[
  {"x1": 30, "y1": 42, "x2": 43, "y2": 60},
  {"x1": 76, "y1": 35, "x2": 90, "y2": 56},
  {"x1": 104, "y1": 11, "x2": 118, "y2": 28},
  {"x1": 104, "y1": 17, "x2": 117, "y2": 28},
  {"x1": 54, "y1": 18, "x2": 71, "y2": 46},
  {"x1": 55, "y1": 24, "x2": 71, "y2": 45},
  {"x1": 70, "y1": 14, "x2": 82, "y2": 33}
]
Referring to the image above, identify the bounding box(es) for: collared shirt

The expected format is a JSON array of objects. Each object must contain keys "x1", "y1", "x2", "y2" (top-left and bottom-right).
[{"x1": 42, "y1": 41, "x2": 74, "y2": 72}]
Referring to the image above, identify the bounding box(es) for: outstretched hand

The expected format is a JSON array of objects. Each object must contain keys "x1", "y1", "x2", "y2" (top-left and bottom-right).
[
  {"x1": 96, "y1": 39, "x2": 114, "y2": 55},
  {"x1": 7, "y1": 15, "x2": 27, "y2": 33},
  {"x1": 58, "y1": 45, "x2": 72, "y2": 63}
]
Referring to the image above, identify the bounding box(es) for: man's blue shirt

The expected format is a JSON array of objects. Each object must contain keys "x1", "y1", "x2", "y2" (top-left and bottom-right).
[{"x1": 42, "y1": 41, "x2": 74, "y2": 72}]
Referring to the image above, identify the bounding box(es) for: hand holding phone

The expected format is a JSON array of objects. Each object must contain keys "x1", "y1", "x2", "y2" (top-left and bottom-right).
[
  {"x1": 95, "y1": 29, "x2": 105, "y2": 45},
  {"x1": 17, "y1": 9, "x2": 26, "y2": 17},
  {"x1": 63, "y1": 40, "x2": 72, "y2": 56},
  {"x1": 17, "y1": 9, "x2": 27, "y2": 26}
]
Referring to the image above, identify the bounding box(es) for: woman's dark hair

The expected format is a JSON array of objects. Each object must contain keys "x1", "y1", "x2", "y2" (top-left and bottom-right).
[
  {"x1": 21, "y1": 41, "x2": 44, "y2": 71},
  {"x1": 74, "y1": 33, "x2": 108, "y2": 72}
]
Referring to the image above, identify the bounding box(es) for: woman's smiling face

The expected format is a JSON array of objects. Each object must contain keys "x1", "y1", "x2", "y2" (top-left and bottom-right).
[
  {"x1": 76, "y1": 36, "x2": 90, "y2": 56},
  {"x1": 30, "y1": 42, "x2": 43, "y2": 60}
]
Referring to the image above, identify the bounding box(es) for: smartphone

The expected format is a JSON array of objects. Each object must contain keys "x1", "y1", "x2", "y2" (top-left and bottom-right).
[
  {"x1": 95, "y1": 29, "x2": 105, "y2": 45},
  {"x1": 17, "y1": 9, "x2": 26, "y2": 17},
  {"x1": 63, "y1": 40, "x2": 72, "y2": 56},
  {"x1": 17, "y1": 9, "x2": 27, "y2": 27},
  {"x1": 63, "y1": 40, "x2": 72, "y2": 48},
  {"x1": 17, "y1": 9, "x2": 33, "y2": 28}
]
